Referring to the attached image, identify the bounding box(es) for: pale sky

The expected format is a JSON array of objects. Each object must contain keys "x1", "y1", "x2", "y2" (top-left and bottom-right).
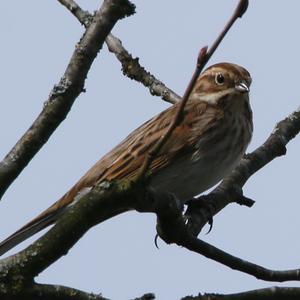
[{"x1": 1, "y1": 1, "x2": 300, "y2": 299}]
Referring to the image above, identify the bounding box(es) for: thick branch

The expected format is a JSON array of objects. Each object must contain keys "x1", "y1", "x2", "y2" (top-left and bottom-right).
[
  {"x1": 58, "y1": 0, "x2": 180, "y2": 104},
  {"x1": 0, "y1": 0, "x2": 135, "y2": 200},
  {"x1": 1, "y1": 282, "x2": 155, "y2": 300},
  {"x1": 182, "y1": 286, "x2": 300, "y2": 300},
  {"x1": 7, "y1": 283, "x2": 110, "y2": 300},
  {"x1": 0, "y1": 181, "x2": 137, "y2": 283}
]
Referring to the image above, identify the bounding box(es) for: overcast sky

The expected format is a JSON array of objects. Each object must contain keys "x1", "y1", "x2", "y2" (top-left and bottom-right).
[{"x1": 1, "y1": 1, "x2": 300, "y2": 299}]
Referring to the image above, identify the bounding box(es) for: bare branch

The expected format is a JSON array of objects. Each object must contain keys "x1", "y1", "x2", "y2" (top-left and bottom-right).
[
  {"x1": 58, "y1": 0, "x2": 180, "y2": 104},
  {"x1": 0, "y1": 0, "x2": 135, "y2": 201},
  {"x1": 204, "y1": 0, "x2": 248, "y2": 64},
  {"x1": 0, "y1": 181, "x2": 136, "y2": 282},
  {"x1": 24, "y1": 283, "x2": 109, "y2": 300},
  {"x1": 182, "y1": 286, "x2": 300, "y2": 300},
  {"x1": 105, "y1": 34, "x2": 181, "y2": 104},
  {"x1": 183, "y1": 237, "x2": 300, "y2": 282},
  {"x1": 2, "y1": 282, "x2": 155, "y2": 300},
  {"x1": 57, "y1": 0, "x2": 93, "y2": 27},
  {"x1": 132, "y1": 293, "x2": 156, "y2": 300},
  {"x1": 149, "y1": 190, "x2": 300, "y2": 282}
]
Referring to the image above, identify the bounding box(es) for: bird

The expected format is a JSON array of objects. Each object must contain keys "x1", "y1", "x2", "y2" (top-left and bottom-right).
[{"x1": 0, "y1": 62, "x2": 253, "y2": 256}]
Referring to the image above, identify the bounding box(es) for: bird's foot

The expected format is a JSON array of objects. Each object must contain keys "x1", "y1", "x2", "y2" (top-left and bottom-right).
[{"x1": 185, "y1": 196, "x2": 214, "y2": 236}]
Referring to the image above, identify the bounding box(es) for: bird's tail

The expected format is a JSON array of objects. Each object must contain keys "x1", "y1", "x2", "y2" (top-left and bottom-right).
[{"x1": 0, "y1": 210, "x2": 61, "y2": 257}]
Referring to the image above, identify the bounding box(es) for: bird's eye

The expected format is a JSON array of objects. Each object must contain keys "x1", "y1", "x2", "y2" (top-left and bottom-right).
[{"x1": 215, "y1": 73, "x2": 225, "y2": 85}]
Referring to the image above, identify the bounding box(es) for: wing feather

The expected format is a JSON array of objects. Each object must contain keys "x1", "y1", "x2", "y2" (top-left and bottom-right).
[{"x1": 0, "y1": 99, "x2": 224, "y2": 257}]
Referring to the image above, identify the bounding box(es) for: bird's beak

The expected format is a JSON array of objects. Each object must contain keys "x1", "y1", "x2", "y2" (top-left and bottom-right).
[{"x1": 235, "y1": 81, "x2": 250, "y2": 93}]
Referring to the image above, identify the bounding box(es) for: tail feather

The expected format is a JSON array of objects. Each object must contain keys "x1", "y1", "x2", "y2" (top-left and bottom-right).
[
  {"x1": 0, "y1": 184, "x2": 92, "y2": 257},
  {"x1": 0, "y1": 212, "x2": 58, "y2": 256}
]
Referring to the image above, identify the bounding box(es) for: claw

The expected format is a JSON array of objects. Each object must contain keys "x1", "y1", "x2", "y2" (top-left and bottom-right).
[
  {"x1": 154, "y1": 234, "x2": 160, "y2": 249},
  {"x1": 205, "y1": 216, "x2": 214, "y2": 234},
  {"x1": 185, "y1": 196, "x2": 215, "y2": 235}
]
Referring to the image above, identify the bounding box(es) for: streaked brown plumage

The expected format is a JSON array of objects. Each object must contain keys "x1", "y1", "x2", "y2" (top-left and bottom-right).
[{"x1": 0, "y1": 62, "x2": 253, "y2": 256}]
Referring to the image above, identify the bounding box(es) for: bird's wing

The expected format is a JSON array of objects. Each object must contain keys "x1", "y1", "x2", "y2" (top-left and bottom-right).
[
  {"x1": 99, "y1": 101, "x2": 211, "y2": 181},
  {"x1": 0, "y1": 100, "x2": 222, "y2": 256}
]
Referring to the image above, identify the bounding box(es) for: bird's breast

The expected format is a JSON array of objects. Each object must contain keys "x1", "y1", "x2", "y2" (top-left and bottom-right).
[{"x1": 149, "y1": 113, "x2": 252, "y2": 202}]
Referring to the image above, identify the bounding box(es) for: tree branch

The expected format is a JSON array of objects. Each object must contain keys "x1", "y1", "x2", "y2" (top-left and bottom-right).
[
  {"x1": 152, "y1": 106, "x2": 300, "y2": 282},
  {"x1": 132, "y1": 293, "x2": 156, "y2": 300},
  {"x1": 58, "y1": 0, "x2": 181, "y2": 104},
  {"x1": 18, "y1": 283, "x2": 110, "y2": 300},
  {"x1": 182, "y1": 237, "x2": 300, "y2": 282},
  {"x1": 105, "y1": 33, "x2": 180, "y2": 104},
  {"x1": 150, "y1": 192, "x2": 300, "y2": 282},
  {"x1": 57, "y1": 0, "x2": 93, "y2": 27},
  {"x1": 182, "y1": 286, "x2": 300, "y2": 300},
  {"x1": 0, "y1": 0, "x2": 135, "y2": 200},
  {"x1": 0, "y1": 282, "x2": 156, "y2": 300},
  {"x1": 0, "y1": 181, "x2": 137, "y2": 284}
]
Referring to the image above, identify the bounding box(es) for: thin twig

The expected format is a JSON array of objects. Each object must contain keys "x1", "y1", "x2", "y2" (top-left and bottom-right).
[
  {"x1": 203, "y1": 0, "x2": 248, "y2": 65},
  {"x1": 57, "y1": 0, "x2": 93, "y2": 26},
  {"x1": 58, "y1": 0, "x2": 180, "y2": 104},
  {"x1": 137, "y1": 0, "x2": 249, "y2": 179},
  {"x1": 105, "y1": 34, "x2": 181, "y2": 104},
  {"x1": 182, "y1": 237, "x2": 300, "y2": 282}
]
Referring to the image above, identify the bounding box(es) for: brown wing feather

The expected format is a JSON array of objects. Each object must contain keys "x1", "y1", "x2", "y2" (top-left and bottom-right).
[
  {"x1": 31, "y1": 99, "x2": 220, "y2": 217},
  {"x1": 100, "y1": 100, "x2": 223, "y2": 182},
  {"x1": 0, "y1": 99, "x2": 223, "y2": 256}
]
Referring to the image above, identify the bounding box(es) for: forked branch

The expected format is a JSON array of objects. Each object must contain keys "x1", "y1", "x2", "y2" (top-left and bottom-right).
[
  {"x1": 0, "y1": 0, "x2": 135, "y2": 201},
  {"x1": 58, "y1": 0, "x2": 181, "y2": 104}
]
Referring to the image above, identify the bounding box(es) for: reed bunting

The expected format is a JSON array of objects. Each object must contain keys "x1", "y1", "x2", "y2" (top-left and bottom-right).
[{"x1": 0, "y1": 62, "x2": 253, "y2": 255}]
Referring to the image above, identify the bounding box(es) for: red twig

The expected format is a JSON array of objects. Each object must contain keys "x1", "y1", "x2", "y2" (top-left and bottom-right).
[{"x1": 138, "y1": 0, "x2": 249, "y2": 179}]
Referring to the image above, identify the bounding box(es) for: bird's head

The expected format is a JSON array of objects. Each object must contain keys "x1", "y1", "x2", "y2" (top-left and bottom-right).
[{"x1": 190, "y1": 62, "x2": 252, "y2": 106}]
